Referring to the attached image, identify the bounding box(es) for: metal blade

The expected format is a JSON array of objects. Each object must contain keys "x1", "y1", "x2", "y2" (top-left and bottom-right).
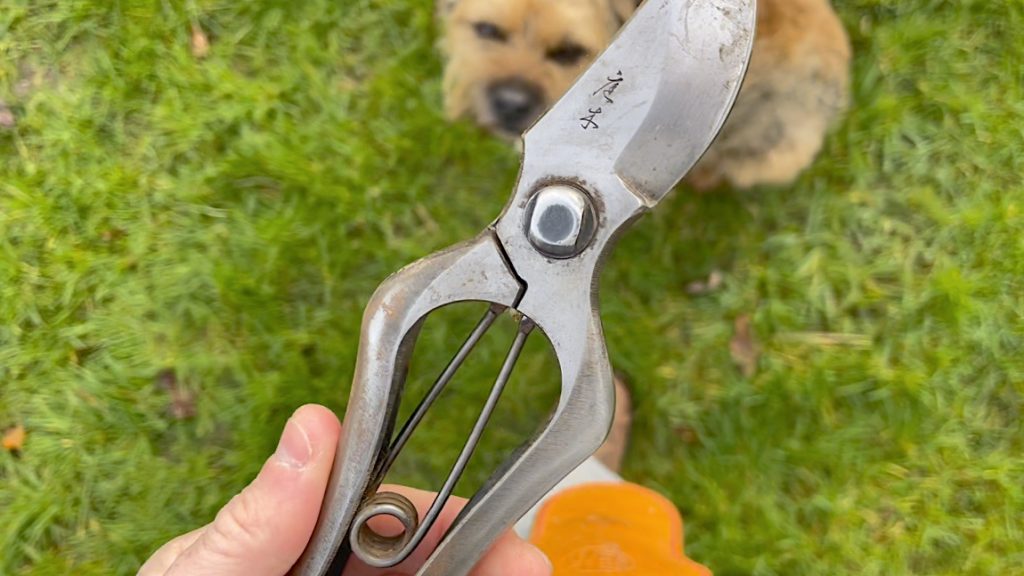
[{"x1": 522, "y1": 0, "x2": 756, "y2": 205}]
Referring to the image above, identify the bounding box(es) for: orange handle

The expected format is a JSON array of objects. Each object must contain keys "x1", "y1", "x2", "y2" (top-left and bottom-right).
[{"x1": 529, "y1": 483, "x2": 711, "y2": 575}]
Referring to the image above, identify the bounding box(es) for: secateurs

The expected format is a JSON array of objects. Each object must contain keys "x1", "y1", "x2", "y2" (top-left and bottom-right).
[{"x1": 292, "y1": 1, "x2": 756, "y2": 574}]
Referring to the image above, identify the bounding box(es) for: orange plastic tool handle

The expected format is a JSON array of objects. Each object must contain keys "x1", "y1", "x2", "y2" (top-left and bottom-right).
[{"x1": 529, "y1": 483, "x2": 711, "y2": 575}]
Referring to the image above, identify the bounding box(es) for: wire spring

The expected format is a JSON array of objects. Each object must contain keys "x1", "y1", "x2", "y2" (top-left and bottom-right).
[{"x1": 349, "y1": 304, "x2": 535, "y2": 568}]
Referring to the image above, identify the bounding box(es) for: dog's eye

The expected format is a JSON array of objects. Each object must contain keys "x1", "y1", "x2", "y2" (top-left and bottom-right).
[
  {"x1": 547, "y1": 43, "x2": 589, "y2": 66},
  {"x1": 473, "y1": 22, "x2": 507, "y2": 42}
]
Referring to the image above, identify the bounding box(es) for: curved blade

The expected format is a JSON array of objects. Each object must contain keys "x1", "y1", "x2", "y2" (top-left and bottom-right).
[{"x1": 523, "y1": 0, "x2": 756, "y2": 205}]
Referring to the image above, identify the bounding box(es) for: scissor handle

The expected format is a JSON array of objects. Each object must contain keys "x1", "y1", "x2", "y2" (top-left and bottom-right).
[
  {"x1": 291, "y1": 226, "x2": 618, "y2": 576},
  {"x1": 290, "y1": 231, "x2": 522, "y2": 575}
]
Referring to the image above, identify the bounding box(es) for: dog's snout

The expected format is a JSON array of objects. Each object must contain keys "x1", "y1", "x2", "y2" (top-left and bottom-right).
[{"x1": 488, "y1": 79, "x2": 543, "y2": 133}]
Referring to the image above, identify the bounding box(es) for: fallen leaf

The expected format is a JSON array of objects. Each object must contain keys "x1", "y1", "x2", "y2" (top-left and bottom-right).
[
  {"x1": 156, "y1": 369, "x2": 197, "y2": 420},
  {"x1": 12, "y1": 63, "x2": 60, "y2": 103},
  {"x1": 0, "y1": 103, "x2": 15, "y2": 129},
  {"x1": 3, "y1": 424, "x2": 26, "y2": 455},
  {"x1": 191, "y1": 23, "x2": 211, "y2": 59},
  {"x1": 686, "y1": 269, "x2": 724, "y2": 296},
  {"x1": 673, "y1": 424, "x2": 701, "y2": 445},
  {"x1": 730, "y1": 314, "x2": 761, "y2": 378},
  {"x1": 101, "y1": 228, "x2": 126, "y2": 243}
]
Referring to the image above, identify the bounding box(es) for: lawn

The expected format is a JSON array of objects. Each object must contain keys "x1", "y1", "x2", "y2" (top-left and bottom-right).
[{"x1": 1, "y1": 0, "x2": 1022, "y2": 574}]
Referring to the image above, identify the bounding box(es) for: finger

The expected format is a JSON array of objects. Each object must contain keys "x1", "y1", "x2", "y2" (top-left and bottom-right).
[
  {"x1": 345, "y1": 485, "x2": 551, "y2": 576},
  {"x1": 469, "y1": 530, "x2": 552, "y2": 576},
  {"x1": 138, "y1": 526, "x2": 205, "y2": 576},
  {"x1": 165, "y1": 404, "x2": 341, "y2": 576}
]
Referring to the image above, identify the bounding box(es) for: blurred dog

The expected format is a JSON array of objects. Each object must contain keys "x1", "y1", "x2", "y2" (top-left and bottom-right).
[{"x1": 438, "y1": 0, "x2": 851, "y2": 189}]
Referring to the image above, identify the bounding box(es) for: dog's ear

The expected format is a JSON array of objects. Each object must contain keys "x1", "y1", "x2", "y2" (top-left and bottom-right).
[
  {"x1": 436, "y1": 0, "x2": 458, "y2": 19},
  {"x1": 609, "y1": 0, "x2": 642, "y2": 26}
]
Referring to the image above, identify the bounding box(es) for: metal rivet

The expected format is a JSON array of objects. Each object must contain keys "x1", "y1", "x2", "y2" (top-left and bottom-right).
[{"x1": 526, "y1": 185, "x2": 596, "y2": 259}]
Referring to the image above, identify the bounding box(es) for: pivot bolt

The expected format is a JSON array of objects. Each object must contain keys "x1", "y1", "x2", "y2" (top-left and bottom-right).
[{"x1": 526, "y1": 185, "x2": 597, "y2": 259}]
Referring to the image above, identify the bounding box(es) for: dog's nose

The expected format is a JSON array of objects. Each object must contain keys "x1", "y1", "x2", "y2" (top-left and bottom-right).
[{"x1": 488, "y1": 79, "x2": 544, "y2": 133}]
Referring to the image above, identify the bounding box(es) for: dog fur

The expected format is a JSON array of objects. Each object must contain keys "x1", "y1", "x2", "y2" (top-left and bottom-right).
[{"x1": 438, "y1": 0, "x2": 851, "y2": 190}]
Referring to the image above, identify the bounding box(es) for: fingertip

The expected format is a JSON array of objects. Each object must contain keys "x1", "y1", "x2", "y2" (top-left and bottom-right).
[
  {"x1": 525, "y1": 541, "x2": 554, "y2": 576},
  {"x1": 164, "y1": 405, "x2": 343, "y2": 575},
  {"x1": 291, "y1": 404, "x2": 342, "y2": 443},
  {"x1": 271, "y1": 405, "x2": 341, "y2": 470}
]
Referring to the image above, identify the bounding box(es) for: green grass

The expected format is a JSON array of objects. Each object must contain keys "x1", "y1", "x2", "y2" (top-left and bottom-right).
[{"x1": 1, "y1": 0, "x2": 1021, "y2": 574}]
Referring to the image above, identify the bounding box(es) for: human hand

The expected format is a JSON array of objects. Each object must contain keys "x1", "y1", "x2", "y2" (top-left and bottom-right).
[{"x1": 139, "y1": 404, "x2": 551, "y2": 576}]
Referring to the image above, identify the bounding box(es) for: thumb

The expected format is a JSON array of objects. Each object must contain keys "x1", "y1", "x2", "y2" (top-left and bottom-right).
[{"x1": 163, "y1": 405, "x2": 341, "y2": 576}]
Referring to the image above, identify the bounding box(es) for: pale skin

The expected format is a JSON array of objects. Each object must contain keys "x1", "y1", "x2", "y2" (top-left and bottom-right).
[{"x1": 139, "y1": 404, "x2": 552, "y2": 576}]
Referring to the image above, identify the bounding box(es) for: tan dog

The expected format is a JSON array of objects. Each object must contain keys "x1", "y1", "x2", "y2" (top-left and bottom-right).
[{"x1": 438, "y1": 0, "x2": 851, "y2": 189}]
